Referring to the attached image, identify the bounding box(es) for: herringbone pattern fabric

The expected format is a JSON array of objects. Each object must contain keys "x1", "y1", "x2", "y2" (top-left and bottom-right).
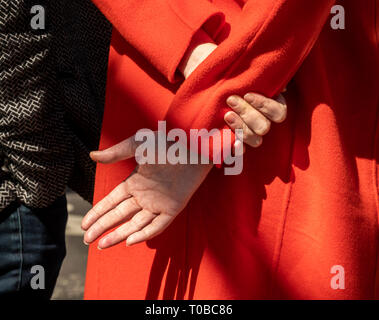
[{"x1": 0, "y1": 0, "x2": 111, "y2": 210}]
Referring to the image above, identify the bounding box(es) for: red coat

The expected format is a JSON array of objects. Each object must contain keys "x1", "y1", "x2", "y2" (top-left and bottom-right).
[{"x1": 85, "y1": 0, "x2": 379, "y2": 299}]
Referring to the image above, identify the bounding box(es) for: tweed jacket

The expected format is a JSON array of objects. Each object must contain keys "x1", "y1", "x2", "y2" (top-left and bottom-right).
[{"x1": 0, "y1": 0, "x2": 111, "y2": 210}]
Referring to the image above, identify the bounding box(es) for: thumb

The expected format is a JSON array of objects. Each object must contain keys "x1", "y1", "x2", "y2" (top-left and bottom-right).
[{"x1": 90, "y1": 135, "x2": 138, "y2": 164}]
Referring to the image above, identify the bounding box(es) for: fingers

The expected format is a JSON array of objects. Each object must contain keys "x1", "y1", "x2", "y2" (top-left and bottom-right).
[
  {"x1": 224, "y1": 111, "x2": 263, "y2": 148},
  {"x1": 224, "y1": 93, "x2": 287, "y2": 148},
  {"x1": 98, "y1": 210, "x2": 157, "y2": 249},
  {"x1": 126, "y1": 214, "x2": 173, "y2": 246},
  {"x1": 81, "y1": 182, "x2": 130, "y2": 231},
  {"x1": 90, "y1": 135, "x2": 138, "y2": 164},
  {"x1": 227, "y1": 95, "x2": 271, "y2": 136},
  {"x1": 84, "y1": 197, "x2": 141, "y2": 244},
  {"x1": 244, "y1": 93, "x2": 287, "y2": 123}
]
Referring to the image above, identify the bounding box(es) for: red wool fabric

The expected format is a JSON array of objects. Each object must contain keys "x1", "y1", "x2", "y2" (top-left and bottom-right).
[{"x1": 85, "y1": 0, "x2": 379, "y2": 299}]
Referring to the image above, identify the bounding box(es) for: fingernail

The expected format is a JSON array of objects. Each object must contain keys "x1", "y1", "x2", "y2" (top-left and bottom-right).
[
  {"x1": 126, "y1": 240, "x2": 133, "y2": 247},
  {"x1": 227, "y1": 96, "x2": 238, "y2": 107},
  {"x1": 89, "y1": 151, "x2": 102, "y2": 161},
  {"x1": 126, "y1": 236, "x2": 135, "y2": 246},
  {"x1": 253, "y1": 136, "x2": 263, "y2": 147},
  {"x1": 224, "y1": 112, "x2": 236, "y2": 125},
  {"x1": 98, "y1": 238, "x2": 107, "y2": 249},
  {"x1": 244, "y1": 93, "x2": 255, "y2": 104},
  {"x1": 256, "y1": 120, "x2": 270, "y2": 135},
  {"x1": 83, "y1": 240, "x2": 89, "y2": 246},
  {"x1": 89, "y1": 152, "x2": 97, "y2": 161},
  {"x1": 81, "y1": 217, "x2": 88, "y2": 228},
  {"x1": 85, "y1": 230, "x2": 93, "y2": 243},
  {"x1": 97, "y1": 246, "x2": 103, "y2": 251}
]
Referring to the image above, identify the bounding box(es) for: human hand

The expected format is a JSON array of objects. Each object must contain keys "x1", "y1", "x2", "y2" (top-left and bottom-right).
[
  {"x1": 225, "y1": 93, "x2": 287, "y2": 148},
  {"x1": 81, "y1": 135, "x2": 213, "y2": 249}
]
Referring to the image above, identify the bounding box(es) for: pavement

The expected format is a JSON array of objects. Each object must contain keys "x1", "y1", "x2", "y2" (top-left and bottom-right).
[{"x1": 52, "y1": 190, "x2": 91, "y2": 300}]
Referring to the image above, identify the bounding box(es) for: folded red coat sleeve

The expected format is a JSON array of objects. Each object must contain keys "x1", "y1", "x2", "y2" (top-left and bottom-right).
[
  {"x1": 91, "y1": 0, "x2": 225, "y2": 83},
  {"x1": 164, "y1": 0, "x2": 336, "y2": 159}
]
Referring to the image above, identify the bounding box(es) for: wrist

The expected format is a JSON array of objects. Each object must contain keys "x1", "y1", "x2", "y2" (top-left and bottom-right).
[{"x1": 179, "y1": 30, "x2": 217, "y2": 79}]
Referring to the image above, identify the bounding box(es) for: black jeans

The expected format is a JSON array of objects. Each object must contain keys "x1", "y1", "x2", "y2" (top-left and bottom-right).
[{"x1": 0, "y1": 195, "x2": 67, "y2": 299}]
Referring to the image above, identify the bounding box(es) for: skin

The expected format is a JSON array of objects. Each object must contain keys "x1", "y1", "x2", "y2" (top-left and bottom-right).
[
  {"x1": 82, "y1": 41, "x2": 287, "y2": 249},
  {"x1": 225, "y1": 93, "x2": 287, "y2": 148},
  {"x1": 82, "y1": 138, "x2": 213, "y2": 248}
]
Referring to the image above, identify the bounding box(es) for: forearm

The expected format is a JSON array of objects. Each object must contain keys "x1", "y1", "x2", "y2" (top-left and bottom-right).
[
  {"x1": 178, "y1": 29, "x2": 218, "y2": 79},
  {"x1": 165, "y1": 0, "x2": 336, "y2": 159}
]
